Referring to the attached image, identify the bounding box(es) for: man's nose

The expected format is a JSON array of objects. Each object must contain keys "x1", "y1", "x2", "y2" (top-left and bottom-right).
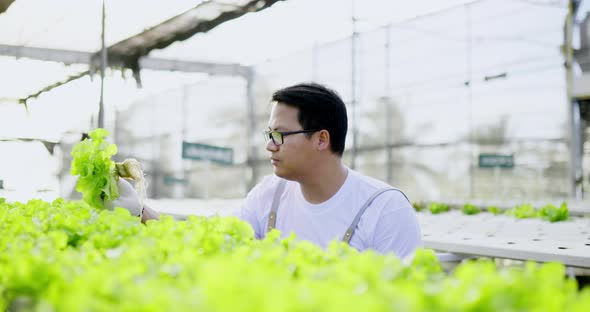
[{"x1": 266, "y1": 138, "x2": 279, "y2": 152}]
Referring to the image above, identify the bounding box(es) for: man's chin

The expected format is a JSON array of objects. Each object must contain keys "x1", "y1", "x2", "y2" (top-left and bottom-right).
[
  {"x1": 273, "y1": 168, "x2": 292, "y2": 180},
  {"x1": 273, "y1": 168, "x2": 285, "y2": 178}
]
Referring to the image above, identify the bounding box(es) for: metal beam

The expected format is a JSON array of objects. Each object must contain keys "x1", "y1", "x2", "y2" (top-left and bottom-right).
[
  {"x1": 0, "y1": 44, "x2": 250, "y2": 77},
  {"x1": 0, "y1": 44, "x2": 90, "y2": 65},
  {"x1": 139, "y1": 57, "x2": 250, "y2": 77}
]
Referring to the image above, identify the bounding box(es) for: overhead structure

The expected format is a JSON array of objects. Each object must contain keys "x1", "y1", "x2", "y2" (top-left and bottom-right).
[
  {"x1": 9, "y1": 0, "x2": 283, "y2": 101},
  {"x1": 0, "y1": 44, "x2": 250, "y2": 103},
  {"x1": 1, "y1": 0, "x2": 283, "y2": 189}
]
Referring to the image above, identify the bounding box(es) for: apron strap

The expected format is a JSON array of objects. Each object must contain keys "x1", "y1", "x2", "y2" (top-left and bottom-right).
[
  {"x1": 266, "y1": 179, "x2": 410, "y2": 246},
  {"x1": 266, "y1": 179, "x2": 286, "y2": 232},
  {"x1": 341, "y1": 188, "x2": 409, "y2": 244}
]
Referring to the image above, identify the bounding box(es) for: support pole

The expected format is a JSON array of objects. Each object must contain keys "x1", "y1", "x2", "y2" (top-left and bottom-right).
[
  {"x1": 384, "y1": 24, "x2": 393, "y2": 184},
  {"x1": 565, "y1": 0, "x2": 580, "y2": 198},
  {"x1": 350, "y1": 0, "x2": 358, "y2": 170},
  {"x1": 465, "y1": 3, "x2": 474, "y2": 198},
  {"x1": 98, "y1": 0, "x2": 107, "y2": 129},
  {"x1": 246, "y1": 68, "x2": 258, "y2": 192}
]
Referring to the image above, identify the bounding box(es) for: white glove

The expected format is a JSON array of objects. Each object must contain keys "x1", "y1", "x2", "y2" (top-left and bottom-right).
[{"x1": 105, "y1": 178, "x2": 143, "y2": 217}]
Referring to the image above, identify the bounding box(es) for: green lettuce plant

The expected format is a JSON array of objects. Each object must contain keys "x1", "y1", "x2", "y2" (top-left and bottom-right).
[
  {"x1": 70, "y1": 128, "x2": 118, "y2": 209},
  {"x1": 429, "y1": 202, "x2": 450, "y2": 214},
  {"x1": 487, "y1": 205, "x2": 501, "y2": 215},
  {"x1": 538, "y1": 202, "x2": 569, "y2": 222},
  {"x1": 462, "y1": 203, "x2": 481, "y2": 215},
  {"x1": 507, "y1": 204, "x2": 537, "y2": 219},
  {"x1": 0, "y1": 198, "x2": 588, "y2": 311}
]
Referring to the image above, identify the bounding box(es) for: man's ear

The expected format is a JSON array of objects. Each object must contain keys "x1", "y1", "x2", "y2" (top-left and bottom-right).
[{"x1": 317, "y1": 130, "x2": 330, "y2": 151}]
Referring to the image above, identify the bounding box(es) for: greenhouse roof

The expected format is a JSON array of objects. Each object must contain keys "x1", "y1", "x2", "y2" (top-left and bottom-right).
[{"x1": 0, "y1": 0, "x2": 283, "y2": 101}]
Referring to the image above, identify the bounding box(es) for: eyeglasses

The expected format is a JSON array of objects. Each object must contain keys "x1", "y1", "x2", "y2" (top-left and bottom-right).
[{"x1": 263, "y1": 129, "x2": 320, "y2": 146}]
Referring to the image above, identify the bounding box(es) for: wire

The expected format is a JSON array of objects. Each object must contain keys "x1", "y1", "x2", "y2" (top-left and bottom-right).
[
  {"x1": 515, "y1": 0, "x2": 567, "y2": 8},
  {"x1": 387, "y1": 60, "x2": 561, "y2": 91},
  {"x1": 19, "y1": 70, "x2": 90, "y2": 105},
  {"x1": 473, "y1": 31, "x2": 562, "y2": 48},
  {"x1": 384, "y1": 6, "x2": 561, "y2": 48},
  {"x1": 298, "y1": 1, "x2": 564, "y2": 69},
  {"x1": 412, "y1": 65, "x2": 561, "y2": 94}
]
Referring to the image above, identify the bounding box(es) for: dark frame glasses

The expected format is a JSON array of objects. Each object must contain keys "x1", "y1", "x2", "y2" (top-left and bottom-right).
[{"x1": 263, "y1": 129, "x2": 321, "y2": 146}]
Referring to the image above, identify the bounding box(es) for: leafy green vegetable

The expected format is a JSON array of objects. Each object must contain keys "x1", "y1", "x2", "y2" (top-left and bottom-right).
[
  {"x1": 506, "y1": 204, "x2": 537, "y2": 219},
  {"x1": 487, "y1": 205, "x2": 501, "y2": 215},
  {"x1": 429, "y1": 202, "x2": 450, "y2": 214},
  {"x1": 462, "y1": 203, "x2": 481, "y2": 215},
  {"x1": 70, "y1": 128, "x2": 119, "y2": 209},
  {"x1": 539, "y1": 202, "x2": 569, "y2": 222},
  {"x1": 0, "y1": 198, "x2": 588, "y2": 311}
]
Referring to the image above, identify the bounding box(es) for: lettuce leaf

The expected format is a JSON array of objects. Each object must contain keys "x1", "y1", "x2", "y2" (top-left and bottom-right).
[{"x1": 70, "y1": 128, "x2": 119, "y2": 209}]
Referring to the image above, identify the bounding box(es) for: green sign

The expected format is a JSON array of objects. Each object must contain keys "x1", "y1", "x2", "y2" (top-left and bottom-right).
[
  {"x1": 163, "y1": 176, "x2": 187, "y2": 185},
  {"x1": 478, "y1": 154, "x2": 514, "y2": 168},
  {"x1": 182, "y1": 142, "x2": 233, "y2": 165}
]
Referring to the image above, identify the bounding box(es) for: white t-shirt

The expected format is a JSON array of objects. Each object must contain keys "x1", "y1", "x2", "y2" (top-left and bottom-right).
[{"x1": 234, "y1": 169, "x2": 422, "y2": 259}]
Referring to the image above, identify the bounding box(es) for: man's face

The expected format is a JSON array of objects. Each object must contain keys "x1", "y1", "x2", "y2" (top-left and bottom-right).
[{"x1": 266, "y1": 103, "x2": 316, "y2": 180}]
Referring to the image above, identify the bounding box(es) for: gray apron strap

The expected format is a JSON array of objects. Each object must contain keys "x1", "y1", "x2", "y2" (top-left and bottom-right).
[
  {"x1": 267, "y1": 179, "x2": 287, "y2": 232},
  {"x1": 341, "y1": 188, "x2": 409, "y2": 244}
]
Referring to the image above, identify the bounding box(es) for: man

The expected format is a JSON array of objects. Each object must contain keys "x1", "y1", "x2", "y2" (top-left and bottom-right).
[{"x1": 112, "y1": 83, "x2": 422, "y2": 259}]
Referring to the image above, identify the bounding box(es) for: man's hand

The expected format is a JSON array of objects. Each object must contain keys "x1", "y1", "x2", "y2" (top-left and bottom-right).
[{"x1": 105, "y1": 178, "x2": 143, "y2": 217}]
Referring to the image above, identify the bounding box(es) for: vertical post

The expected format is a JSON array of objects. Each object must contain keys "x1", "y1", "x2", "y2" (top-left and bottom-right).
[
  {"x1": 573, "y1": 101, "x2": 583, "y2": 198},
  {"x1": 465, "y1": 3, "x2": 474, "y2": 199},
  {"x1": 350, "y1": 0, "x2": 358, "y2": 170},
  {"x1": 565, "y1": 0, "x2": 580, "y2": 198},
  {"x1": 246, "y1": 68, "x2": 258, "y2": 193},
  {"x1": 384, "y1": 24, "x2": 393, "y2": 184},
  {"x1": 98, "y1": 0, "x2": 107, "y2": 129}
]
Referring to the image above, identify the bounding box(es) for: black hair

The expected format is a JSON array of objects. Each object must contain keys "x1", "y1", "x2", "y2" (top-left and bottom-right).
[{"x1": 271, "y1": 82, "x2": 347, "y2": 156}]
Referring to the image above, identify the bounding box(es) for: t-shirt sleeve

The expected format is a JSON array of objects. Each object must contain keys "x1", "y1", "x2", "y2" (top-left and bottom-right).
[{"x1": 371, "y1": 193, "x2": 423, "y2": 259}]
